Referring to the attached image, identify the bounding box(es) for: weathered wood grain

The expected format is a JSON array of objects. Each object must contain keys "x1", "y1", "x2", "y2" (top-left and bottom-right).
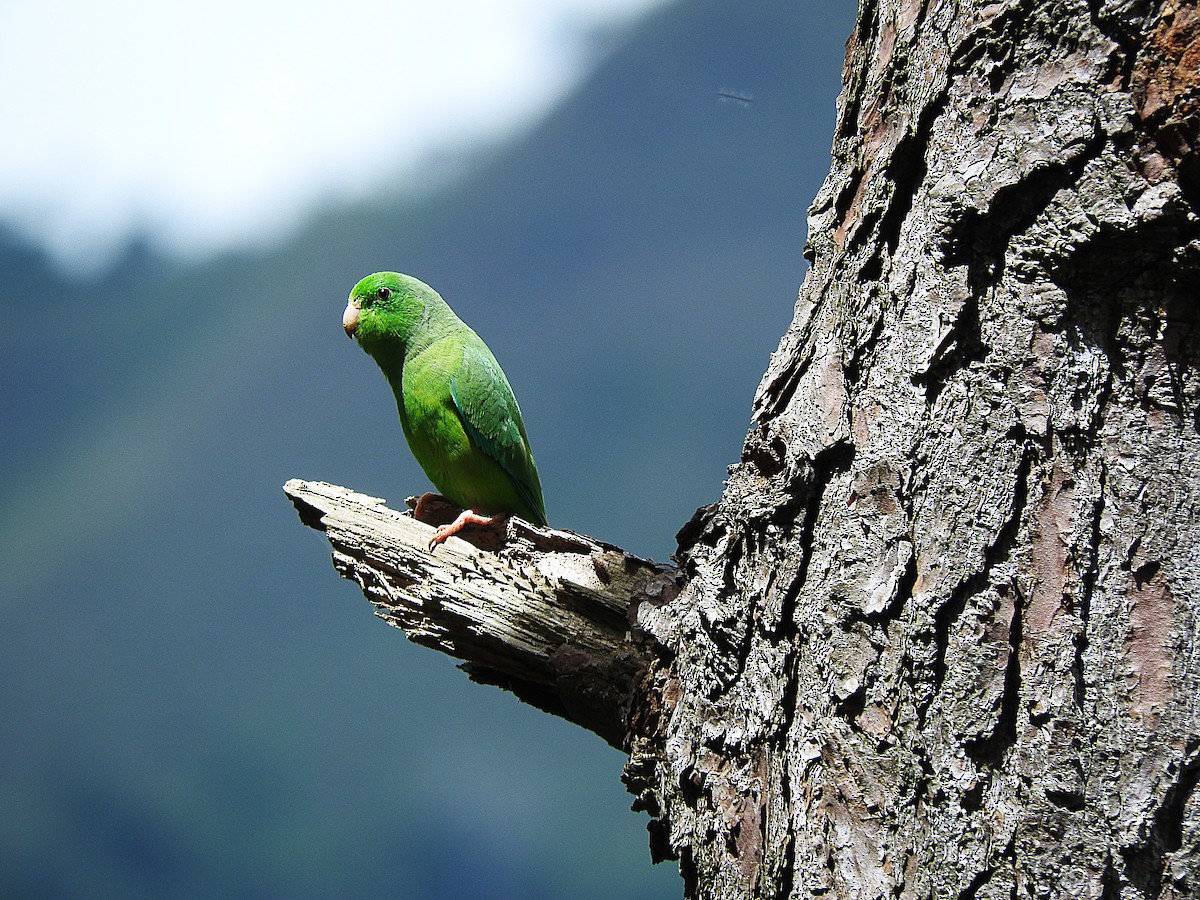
[{"x1": 284, "y1": 479, "x2": 679, "y2": 748}]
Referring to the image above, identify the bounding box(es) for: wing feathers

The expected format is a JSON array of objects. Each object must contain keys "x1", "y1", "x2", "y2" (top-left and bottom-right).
[{"x1": 448, "y1": 347, "x2": 547, "y2": 525}]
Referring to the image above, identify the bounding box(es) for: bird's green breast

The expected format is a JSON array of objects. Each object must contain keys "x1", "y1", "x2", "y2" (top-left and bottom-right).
[{"x1": 396, "y1": 340, "x2": 471, "y2": 489}]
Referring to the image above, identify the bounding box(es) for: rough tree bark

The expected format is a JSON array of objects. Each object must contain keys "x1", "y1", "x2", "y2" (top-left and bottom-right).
[
  {"x1": 289, "y1": 0, "x2": 1200, "y2": 897},
  {"x1": 622, "y1": 0, "x2": 1200, "y2": 897}
]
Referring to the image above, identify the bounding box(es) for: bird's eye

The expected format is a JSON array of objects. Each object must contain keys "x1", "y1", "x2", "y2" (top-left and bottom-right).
[{"x1": 377, "y1": 287, "x2": 392, "y2": 301}]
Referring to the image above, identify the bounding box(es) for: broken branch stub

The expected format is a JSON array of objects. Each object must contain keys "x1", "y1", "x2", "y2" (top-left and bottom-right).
[{"x1": 284, "y1": 479, "x2": 679, "y2": 748}]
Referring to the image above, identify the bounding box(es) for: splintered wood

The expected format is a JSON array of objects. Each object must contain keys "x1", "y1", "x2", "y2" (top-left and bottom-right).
[{"x1": 284, "y1": 479, "x2": 678, "y2": 748}]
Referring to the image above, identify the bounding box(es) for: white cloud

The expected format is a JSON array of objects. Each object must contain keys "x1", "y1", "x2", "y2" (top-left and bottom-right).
[{"x1": 0, "y1": 0, "x2": 664, "y2": 269}]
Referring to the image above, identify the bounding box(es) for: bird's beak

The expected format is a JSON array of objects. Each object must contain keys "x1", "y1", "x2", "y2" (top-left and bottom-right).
[{"x1": 343, "y1": 299, "x2": 360, "y2": 338}]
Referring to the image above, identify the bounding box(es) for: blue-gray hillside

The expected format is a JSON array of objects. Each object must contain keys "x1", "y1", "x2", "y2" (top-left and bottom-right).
[{"x1": 0, "y1": 1, "x2": 854, "y2": 896}]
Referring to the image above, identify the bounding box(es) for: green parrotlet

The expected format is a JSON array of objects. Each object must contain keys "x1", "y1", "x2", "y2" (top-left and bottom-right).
[{"x1": 342, "y1": 271, "x2": 547, "y2": 547}]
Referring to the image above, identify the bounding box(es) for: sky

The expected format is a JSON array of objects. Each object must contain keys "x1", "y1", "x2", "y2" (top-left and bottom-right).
[{"x1": 0, "y1": 0, "x2": 668, "y2": 271}]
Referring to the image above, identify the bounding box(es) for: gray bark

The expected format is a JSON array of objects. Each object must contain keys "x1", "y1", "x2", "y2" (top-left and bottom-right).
[
  {"x1": 624, "y1": 0, "x2": 1200, "y2": 897},
  {"x1": 286, "y1": 1, "x2": 1200, "y2": 896}
]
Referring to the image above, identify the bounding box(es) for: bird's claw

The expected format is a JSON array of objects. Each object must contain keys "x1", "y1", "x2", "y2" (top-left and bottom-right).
[
  {"x1": 428, "y1": 523, "x2": 456, "y2": 551},
  {"x1": 425, "y1": 509, "x2": 508, "y2": 552}
]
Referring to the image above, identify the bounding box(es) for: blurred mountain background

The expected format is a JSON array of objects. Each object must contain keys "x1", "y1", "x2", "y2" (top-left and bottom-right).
[{"x1": 0, "y1": 0, "x2": 854, "y2": 896}]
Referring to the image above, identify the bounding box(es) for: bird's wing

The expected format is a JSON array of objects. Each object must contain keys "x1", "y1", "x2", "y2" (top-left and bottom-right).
[{"x1": 449, "y1": 343, "x2": 547, "y2": 525}]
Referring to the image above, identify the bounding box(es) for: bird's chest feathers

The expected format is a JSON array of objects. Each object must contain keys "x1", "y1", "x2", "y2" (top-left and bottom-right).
[{"x1": 396, "y1": 346, "x2": 472, "y2": 472}]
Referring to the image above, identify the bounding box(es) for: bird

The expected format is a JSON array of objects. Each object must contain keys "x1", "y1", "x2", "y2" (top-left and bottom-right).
[{"x1": 342, "y1": 271, "x2": 547, "y2": 548}]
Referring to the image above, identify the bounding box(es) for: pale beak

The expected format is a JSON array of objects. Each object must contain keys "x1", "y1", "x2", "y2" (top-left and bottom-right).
[{"x1": 343, "y1": 300, "x2": 360, "y2": 338}]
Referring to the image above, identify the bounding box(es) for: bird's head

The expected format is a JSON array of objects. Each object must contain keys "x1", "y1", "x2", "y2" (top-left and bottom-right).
[{"x1": 343, "y1": 271, "x2": 435, "y2": 355}]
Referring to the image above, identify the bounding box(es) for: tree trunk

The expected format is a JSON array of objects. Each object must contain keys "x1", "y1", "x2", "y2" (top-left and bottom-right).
[
  {"x1": 624, "y1": 0, "x2": 1200, "y2": 897},
  {"x1": 287, "y1": 1, "x2": 1200, "y2": 896}
]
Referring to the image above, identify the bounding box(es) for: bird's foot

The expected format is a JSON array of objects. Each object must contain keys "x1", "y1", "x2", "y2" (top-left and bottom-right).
[
  {"x1": 411, "y1": 492, "x2": 443, "y2": 522},
  {"x1": 428, "y1": 509, "x2": 509, "y2": 550}
]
